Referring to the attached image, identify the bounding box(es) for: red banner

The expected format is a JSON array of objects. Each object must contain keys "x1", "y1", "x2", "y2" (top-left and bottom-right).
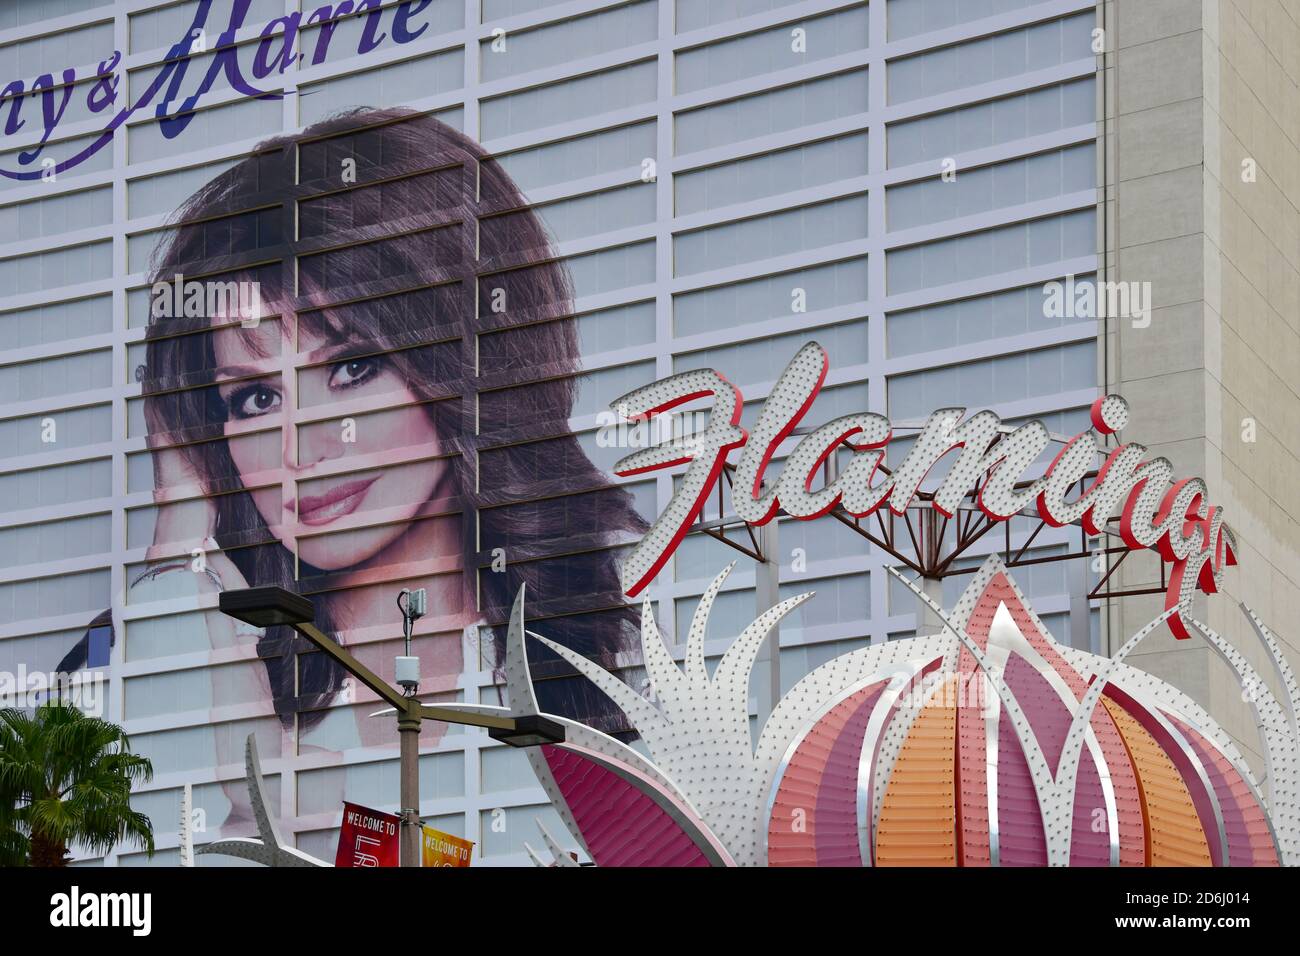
[{"x1": 334, "y1": 802, "x2": 401, "y2": 868}]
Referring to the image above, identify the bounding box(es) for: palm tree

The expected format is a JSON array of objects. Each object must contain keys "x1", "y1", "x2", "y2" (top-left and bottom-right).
[{"x1": 0, "y1": 702, "x2": 154, "y2": 866}]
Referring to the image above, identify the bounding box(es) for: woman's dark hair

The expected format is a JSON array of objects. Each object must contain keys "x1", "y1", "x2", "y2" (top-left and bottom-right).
[{"x1": 104, "y1": 107, "x2": 647, "y2": 733}]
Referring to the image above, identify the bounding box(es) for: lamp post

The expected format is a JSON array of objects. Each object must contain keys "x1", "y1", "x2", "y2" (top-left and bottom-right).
[{"x1": 218, "y1": 585, "x2": 565, "y2": 867}]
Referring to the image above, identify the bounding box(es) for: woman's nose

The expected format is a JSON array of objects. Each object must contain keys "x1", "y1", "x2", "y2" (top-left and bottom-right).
[
  {"x1": 276, "y1": 359, "x2": 341, "y2": 471},
  {"x1": 292, "y1": 419, "x2": 345, "y2": 470},
  {"x1": 279, "y1": 420, "x2": 299, "y2": 471}
]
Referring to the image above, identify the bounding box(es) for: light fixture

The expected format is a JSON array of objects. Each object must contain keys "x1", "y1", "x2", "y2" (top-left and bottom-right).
[
  {"x1": 219, "y1": 582, "x2": 566, "y2": 866},
  {"x1": 488, "y1": 713, "x2": 566, "y2": 748},
  {"x1": 218, "y1": 586, "x2": 315, "y2": 628}
]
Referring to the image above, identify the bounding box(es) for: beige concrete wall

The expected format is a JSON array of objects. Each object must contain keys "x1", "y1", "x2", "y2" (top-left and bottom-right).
[{"x1": 1102, "y1": 0, "x2": 1300, "y2": 776}]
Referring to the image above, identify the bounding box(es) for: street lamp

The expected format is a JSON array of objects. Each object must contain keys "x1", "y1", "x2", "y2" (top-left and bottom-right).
[
  {"x1": 218, "y1": 585, "x2": 564, "y2": 867},
  {"x1": 488, "y1": 713, "x2": 567, "y2": 748}
]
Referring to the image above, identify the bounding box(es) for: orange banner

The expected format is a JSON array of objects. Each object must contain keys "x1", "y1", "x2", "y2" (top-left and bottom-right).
[{"x1": 420, "y1": 826, "x2": 474, "y2": 867}]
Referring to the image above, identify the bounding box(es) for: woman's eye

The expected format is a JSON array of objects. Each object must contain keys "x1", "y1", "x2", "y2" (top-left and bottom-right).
[
  {"x1": 228, "y1": 385, "x2": 282, "y2": 419},
  {"x1": 329, "y1": 357, "x2": 379, "y2": 390}
]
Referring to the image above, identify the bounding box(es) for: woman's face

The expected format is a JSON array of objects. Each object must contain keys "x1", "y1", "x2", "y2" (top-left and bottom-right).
[{"x1": 211, "y1": 316, "x2": 450, "y2": 571}]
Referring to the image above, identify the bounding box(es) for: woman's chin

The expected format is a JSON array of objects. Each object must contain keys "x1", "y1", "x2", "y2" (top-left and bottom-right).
[
  {"x1": 264, "y1": 513, "x2": 420, "y2": 574},
  {"x1": 297, "y1": 532, "x2": 398, "y2": 573},
  {"x1": 297, "y1": 547, "x2": 376, "y2": 572}
]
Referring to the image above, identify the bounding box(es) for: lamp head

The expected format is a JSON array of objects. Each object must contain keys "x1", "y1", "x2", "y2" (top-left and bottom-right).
[
  {"x1": 488, "y1": 713, "x2": 567, "y2": 748},
  {"x1": 219, "y1": 586, "x2": 315, "y2": 628}
]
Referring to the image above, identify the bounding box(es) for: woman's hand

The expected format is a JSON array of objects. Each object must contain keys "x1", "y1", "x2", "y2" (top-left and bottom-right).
[
  {"x1": 143, "y1": 438, "x2": 250, "y2": 645},
  {"x1": 141, "y1": 436, "x2": 270, "y2": 827},
  {"x1": 144, "y1": 436, "x2": 247, "y2": 580},
  {"x1": 145, "y1": 442, "x2": 217, "y2": 561}
]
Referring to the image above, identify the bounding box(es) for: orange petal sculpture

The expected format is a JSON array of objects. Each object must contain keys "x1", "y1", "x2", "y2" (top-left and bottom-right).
[{"x1": 439, "y1": 555, "x2": 1296, "y2": 866}]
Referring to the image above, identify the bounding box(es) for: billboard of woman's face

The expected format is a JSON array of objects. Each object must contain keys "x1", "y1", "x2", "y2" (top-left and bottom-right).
[
  {"x1": 210, "y1": 319, "x2": 451, "y2": 571},
  {"x1": 67, "y1": 106, "x2": 647, "y2": 831}
]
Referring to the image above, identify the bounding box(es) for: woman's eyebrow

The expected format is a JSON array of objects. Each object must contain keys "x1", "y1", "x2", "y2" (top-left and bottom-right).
[
  {"x1": 303, "y1": 340, "x2": 375, "y2": 365},
  {"x1": 212, "y1": 363, "x2": 277, "y2": 382}
]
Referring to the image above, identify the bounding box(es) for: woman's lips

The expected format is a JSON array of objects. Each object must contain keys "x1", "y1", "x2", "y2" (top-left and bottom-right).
[{"x1": 288, "y1": 476, "x2": 379, "y2": 526}]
